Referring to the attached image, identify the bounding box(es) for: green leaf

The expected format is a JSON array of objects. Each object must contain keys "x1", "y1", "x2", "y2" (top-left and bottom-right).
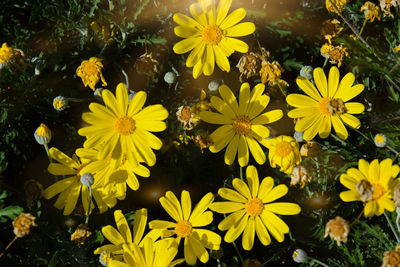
[{"x1": 0, "y1": 205, "x2": 24, "y2": 220}]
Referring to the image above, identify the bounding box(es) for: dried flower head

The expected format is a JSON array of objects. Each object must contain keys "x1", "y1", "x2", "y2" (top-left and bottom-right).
[
  {"x1": 260, "y1": 60, "x2": 284, "y2": 84},
  {"x1": 323, "y1": 44, "x2": 349, "y2": 67},
  {"x1": 380, "y1": 0, "x2": 399, "y2": 18},
  {"x1": 176, "y1": 105, "x2": 197, "y2": 130},
  {"x1": 291, "y1": 166, "x2": 311, "y2": 188},
  {"x1": 300, "y1": 141, "x2": 321, "y2": 157},
  {"x1": 193, "y1": 132, "x2": 213, "y2": 153},
  {"x1": 361, "y1": 1, "x2": 381, "y2": 22},
  {"x1": 382, "y1": 246, "x2": 400, "y2": 267},
  {"x1": 24, "y1": 179, "x2": 43, "y2": 207},
  {"x1": 76, "y1": 57, "x2": 107, "y2": 91},
  {"x1": 34, "y1": 123, "x2": 51, "y2": 145},
  {"x1": 0, "y1": 43, "x2": 14, "y2": 64},
  {"x1": 326, "y1": 0, "x2": 349, "y2": 13},
  {"x1": 71, "y1": 224, "x2": 92, "y2": 245},
  {"x1": 134, "y1": 52, "x2": 159, "y2": 78},
  {"x1": 320, "y1": 19, "x2": 343, "y2": 43},
  {"x1": 324, "y1": 216, "x2": 350, "y2": 246},
  {"x1": 394, "y1": 184, "x2": 400, "y2": 207},
  {"x1": 13, "y1": 213, "x2": 37, "y2": 238},
  {"x1": 237, "y1": 52, "x2": 262, "y2": 80}
]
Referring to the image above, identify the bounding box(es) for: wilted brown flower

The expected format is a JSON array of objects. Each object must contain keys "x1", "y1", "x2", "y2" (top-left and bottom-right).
[
  {"x1": 380, "y1": 0, "x2": 399, "y2": 18},
  {"x1": 236, "y1": 48, "x2": 270, "y2": 81},
  {"x1": 382, "y1": 246, "x2": 400, "y2": 267},
  {"x1": 193, "y1": 132, "x2": 213, "y2": 153},
  {"x1": 300, "y1": 141, "x2": 321, "y2": 157},
  {"x1": 176, "y1": 106, "x2": 197, "y2": 130},
  {"x1": 13, "y1": 213, "x2": 37, "y2": 238},
  {"x1": 24, "y1": 179, "x2": 43, "y2": 207},
  {"x1": 326, "y1": 0, "x2": 349, "y2": 13},
  {"x1": 320, "y1": 19, "x2": 343, "y2": 43},
  {"x1": 260, "y1": 60, "x2": 284, "y2": 84},
  {"x1": 361, "y1": 1, "x2": 381, "y2": 22},
  {"x1": 393, "y1": 184, "x2": 400, "y2": 206},
  {"x1": 291, "y1": 166, "x2": 311, "y2": 188},
  {"x1": 324, "y1": 216, "x2": 350, "y2": 246},
  {"x1": 321, "y1": 43, "x2": 349, "y2": 67},
  {"x1": 71, "y1": 224, "x2": 92, "y2": 245},
  {"x1": 134, "y1": 52, "x2": 159, "y2": 78}
]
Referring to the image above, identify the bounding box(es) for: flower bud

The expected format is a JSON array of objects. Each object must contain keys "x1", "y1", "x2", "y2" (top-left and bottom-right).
[
  {"x1": 292, "y1": 249, "x2": 308, "y2": 263},
  {"x1": 374, "y1": 133, "x2": 387, "y2": 148},
  {"x1": 80, "y1": 172, "x2": 94, "y2": 187},
  {"x1": 34, "y1": 123, "x2": 51, "y2": 145},
  {"x1": 299, "y1": 66, "x2": 313, "y2": 80},
  {"x1": 208, "y1": 80, "x2": 220, "y2": 92},
  {"x1": 13, "y1": 213, "x2": 37, "y2": 238},
  {"x1": 53, "y1": 96, "x2": 68, "y2": 111},
  {"x1": 164, "y1": 72, "x2": 177, "y2": 84}
]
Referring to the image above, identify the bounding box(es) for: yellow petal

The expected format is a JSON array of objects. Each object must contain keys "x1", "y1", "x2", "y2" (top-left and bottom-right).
[
  {"x1": 188, "y1": 236, "x2": 209, "y2": 263},
  {"x1": 102, "y1": 225, "x2": 125, "y2": 246},
  {"x1": 238, "y1": 135, "x2": 249, "y2": 167},
  {"x1": 219, "y1": 84, "x2": 239, "y2": 114},
  {"x1": 232, "y1": 178, "x2": 251, "y2": 199},
  {"x1": 286, "y1": 94, "x2": 319, "y2": 108},
  {"x1": 336, "y1": 84, "x2": 364, "y2": 102},
  {"x1": 261, "y1": 184, "x2": 288, "y2": 203},
  {"x1": 160, "y1": 196, "x2": 182, "y2": 222},
  {"x1": 246, "y1": 165, "x2": 259, "y2": 198},
  {"x1": 43, "y1": 177, "x2": 75, "y2": 199},
  {"x1": 186, "y1": 42, "x2": 206, "y2": 68},
  {"x1": 203, "y1": 45, "x2": 215, "y2": 76},
  {"x1": 63, "y1": 182, "x2": 81, "y2": 215},
  {"x1": 238, "y1": 83, "x2": 251, "y2": 115},
  {"x1": 224, "y1": 134, "x2": 239, "y2": 165},
  {"x1": 127, "y1": 91, "x2": 147, "y2": 116},
  {"x1": 216, "y1": 0, "x2": 232, "y2": 25},
  {"x1": 174, "y1": 26, "x2": 200, "y2": 38},
  {"x1": 226, "y1": 22, "x2": 255, "y2": 37},
  {"x1": 263, "y1": 202, "x2": 301, "y2": 215},
  {"x1": 345, "y1": 102, "x2": 365, "y2": 114},
  {"x1": 340, "y1": 114, "x2": 360, "y2": 129},
  {"x1": 192, "y1": 229, "x2": 221, "y2": 250},
  {"x1": 116, "y1": 83, "x2": 128, "y2": 115},
  {"x1": 217, "y1": 187, "x2": 247, "y2": 203},
  {"x1": 181, "y1": 190, "x2": 192, "y2": 221},
  {"x1": 200, "y1": 110, "x2": 233, "y2": 124},
  {"x1": 255, "y1": 216, "x2": 271, "y2": 246},
  {"x1": 210, "y1": 96, "x2": 236, "y2": 119},
  {"x1": 257, "y1": 177, "x2": 274, "y2": 200},
  {"x1": 49, "y1": 147, "x2": 79, "y2": 169},
  {"x1": 148, "y1": 219, "x2": 176, "y2": 229},
  {"x1": 246, "y1": 135, "x2": 266, "y2": 164},
  {"x1": 102, "y1": 89, "x2": 122, "y2": 115},
  {"x1": 114, "y1": 210, "x2": 132, "y2": 244},
  {"x1": 209, "y1": 125, "x2": 235, "y2": 153},
  {"x1": 328, "y1": 66, "x2": 340, "y2": 97},
  {"x1": 191, "y1": 192, "x2": 214, "y2": 220},
  {"x1": 242, "y1": 218, "x2": 255, "y2": 250},
  {"x1": 209, "y1": 201, "x2": 244, "y2": 213},
  {"x1": 334, "y1": 72, "x2": 355, "y2": 98},
  {"x1": 133, "y1": 208, "x2": 148, "y2": 245},
  {"x1": 224, "y1": 214, "x2": 248, "y2": 243},
  {"x1": 248, "y1": 95, "x2": 269, "y2": 119},
  {"x1": 173, "y1": 13, "x2": 202, "y2": 29},
  {"x1": 48, "y1": 163, "x2": 76, "y2": 176},
  {"x1": 296, "y1": 76, "x2": 321, "y2": 101},
  {"x1": 220, "y1": 8, "x2": 246, "y2": 29},
  {"x1": 184, "y1": 237, "x2": 198, "y2": 265},
  {"x1": 252, "y1": 109, "x2": 283, "y2": 125},
  {"x1": 213, "y1": 45, "x2": 230, "y2": 72},
  {"x1": 313, "y1": 67, "x2": 328, "y2": 98},
  {"x1": 331, "y1": 115, "x2": 348, "y2": 140},
  {"x1": 340, "y1": 190, "x2": 360, "y2": 202},
  {"x1": 173, "y1": 37, "x2": 201, "y2": 54},
  {"x1": 225, "y1": 37, "x2": 249, "y2": 53},
  {"x1": 218, "y1": 209, "x2": 245, "y2": 231}
]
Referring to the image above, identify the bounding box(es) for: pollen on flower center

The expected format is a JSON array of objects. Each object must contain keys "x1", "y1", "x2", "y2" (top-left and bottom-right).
[
  {"x1": 180, "y1": 106, "x2": 192, "y2": 122},
  {"x1": 275, "y1": 141, "x2": 293, "y2": 157},
  {"x1": 372, "y1": 183, "x2": 384, "y2": 199},
  {"x1": 114, "y1": 116, "x2": 135, "y2": 135},
  {"x1": 245, "y1": 198, "x2": 264, "y2": 216},
  {"x1": 175, "y1": 220, "x2": 192, "y2": 237},
  {"x1": 82, "y1": 61, "x2": 98, "y2": 75},
  {"x1": 233, "y1": 116, "x2": 252, "y2": 135},
  {"x1": 319, "y1": 97, "x2": 332, "y2": 115},
  {"x1": 202, "y1": 25, "x2": 223, "y2": 45},
  {"x1": 355, "y1": 180, "x2": 384, "y2": 201},
  {"x1": 320, "y1": 97, "x2": 347, "y2": 115}
]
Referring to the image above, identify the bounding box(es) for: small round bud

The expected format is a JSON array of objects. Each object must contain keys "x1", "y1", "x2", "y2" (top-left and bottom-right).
[
  {"x1": 52, "y1": 96, "x2": 68, "y2": 111},
  {"x1": 299, "y1": 65, "x2": 313, "y2": 80},
  {"x1": 164, "y1": 72, "x2": 177, "y2": 84},
  {"x1": 293, "y1": 131, "x2": 304, "y2": 142},
  {"x1": 208, "y1": 80, "x2": 220, "y2": 92},
  {"x1": 80, "y1": 173, "x2": 94, "y2": 187},
  {"x1": 374, "y1": 133, "x2": 387, "y2": 148},
  {"x1": 292, "y1": 249, "x2": 308, "y2": 263},
  {"x1": 99, "y1": 251, "x2": 113, "y2": 266},
  {"x1": 34, "y1": 123, "x2": 51, "y2": 145}
]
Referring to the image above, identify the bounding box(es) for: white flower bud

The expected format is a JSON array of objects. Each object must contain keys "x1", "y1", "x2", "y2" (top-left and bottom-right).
[
  {"x1": 80, "y1": 173, "x2": 94, "y2": 187},
  {"x1": 34, "y1": 123, "x2": 51, "y2": 145},
  {"x1": 293, "y1": 249, "x2": 308, "y2": 263},
  {"x1": 53, "y1": 96, "x2": 68, "y2": 111},
  {"x1": 208, "y1": 80, "x2": 220, "y2": 92},
  {"x1": 164, "y1": 72, "x2": 177, "y2": 84},
  {"x1": 300, "y1": 66, "x2": 313, "y2": 80}
]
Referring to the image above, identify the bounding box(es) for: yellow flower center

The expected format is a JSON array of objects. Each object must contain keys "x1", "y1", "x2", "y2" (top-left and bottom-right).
[
  {"x1": 82, "y1": 61, "x2": 99, "y2": 75},
  {"x1": 175, "y1": 220, "x2": 192, "y2": 237},
  {"x1": 275, "y1": 141, "x2": 293, "y2": 157},
  {"x1": 180, "y1": 106, "x2": 192, "y2": 122},
  {"x1": 114, "y1": 116, "x2": 135, "y2": 135},
  {"x1": 372, "y1": 183, "x2": 384, "y2": 200},
  {"x1": 388, "y1": 251, "x2": 400, "y2": 265},
  {"x1": 202, "y1": 25, "x2": 223, "y2": 45},
  {"x1": 375, "y1": 135, "x2": 385, "y2": 143},
  {"x1": 245, "y1": 198, "x2": 264, "y2": 217},
  {"x1": 233, "y1": 116, "x2": 252, "y2": 135},
  {"x1": 319, "y1": 97, "x2": 347, "y2": 116}
]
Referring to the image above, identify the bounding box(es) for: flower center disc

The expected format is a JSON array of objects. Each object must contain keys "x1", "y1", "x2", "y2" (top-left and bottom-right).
[
  {"x1": 114, "y1": 116, "x2": 135, "y2": 135},
  {"x1": 276, "y1": 141, "x2": 293, "y2": 157},
  {"x1": 372, "y1": 183, "x2": 384, "y2": 199},
  {"x1": 82, "y1": 62, "x2": 98, "y2": 75},
  {"x1": 202, "y1": 25, "x2": 223, "y2": 45},
  {"x1": 233, "y1": 116, "x2": 252, "y2": 135},
  {"x1": 319, "y1": 97, "x2": 332, "y2": 115},
  {"x1": 180, "y1": 107, "x2": 192, "y2": 122},
  {"x1": 175, "y1": 220, "x2": 192, "y2": 237},
  {"x1": 245, "y1": 198, "x2": 264, "y2": 216},
  {"x1": 389, "y1": 251, "x2": 400, "y2": 265}
]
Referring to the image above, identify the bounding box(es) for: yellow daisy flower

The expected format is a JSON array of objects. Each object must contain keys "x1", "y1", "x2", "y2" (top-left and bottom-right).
[
  {"x1": 287, "y1": 66, "x2": 365, "y2": 141},
  {"x1": 78, "y1": 83, "x2": 168, "y2": 169},
  {"x1": 149, "y1": 191, "x2": 221, "y2": 265},
  {"x1": 200, "y1": 83, "x2": 283, "y2": 167},
  {"x1": 340, "y1": 158, "x2": 400, "y2": 217},
  {"x1": 0, "y1": 43, "x2": 14, "y2": 64},
  {"x1": 361, "y1": 1, "x2": 381, "y2": 22},
  {"x1": 43, "y1": 147, "x2": 116, "y2": 215},
  {"x1": 263, "y1": 135, "x2": 302, "y2": 175},
  {"x1": 94, "y1": 209, "x2": 162, "y2": 263},
  {"x1": 76, "y1": 147, "x2": 150, "y2": 199},
  {"x1": 76, "y1": 57, "x2": 107, "y2": 91},
  {"x1": 108, "y1": 238, "x2": 184, "y2": 267},
  {"x1": 173, "y1": 0, "x2": 255, "y2": 78},
  {"x1": 210, "y1": 165, "x2": 301, "y2": 250}
]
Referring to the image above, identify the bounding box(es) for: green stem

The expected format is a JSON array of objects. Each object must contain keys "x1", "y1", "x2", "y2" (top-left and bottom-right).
[
  {"x1": 358, "y1": 18, "x2": 368, "y2": 36},
  {"x1": 384, "y1": 211, "x2": 400, "y2": 243},
  {"x1": 396, "y1": 207, "x2": 400, "y2": 236},
  {"x1": 331, "y1": 133, "x2": 347, "y2": 147},
  {"x1": 66, "y1": 98, "x2": 86, "y2": 102},
  {"x1": 43, "y1": 144, "x2": 51, "y2": 162},
  {"x1": 85, "y1": 187, "x2": 92, "y2": 224},
  {"x1": 239, "y1": 166, "x2": 243, "y2": 181},
  {"x1": 322, "y1": 57, "x2": 329, "y2": 68},
  {"x1": 309, "y1": 257, "x2": 330, "y2": 267},
  {"x1": 276, "y1": 82, "x2": 287, "y2": 98},
  {"x1": 232, "y1": 241, "x2": 244, "y2": 264}
]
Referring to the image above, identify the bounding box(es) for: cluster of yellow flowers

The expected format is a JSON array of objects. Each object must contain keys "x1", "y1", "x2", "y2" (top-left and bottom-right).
[{"x1": 94, "y1": 166, "x2": 300, "y2": 266}]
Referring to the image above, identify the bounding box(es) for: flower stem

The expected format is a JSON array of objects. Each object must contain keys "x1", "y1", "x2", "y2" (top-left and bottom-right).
[
  {"x1": 396, "y1": 207, "x2": 400, "y2": 236},
  {"x1": 358, "y1": 18, "x2": 368, "y2": 36},
  {"x1": 349, "y1": 209, "x2": 364, "y2": 227},
  {"x1": 0, "y1": 236, "x2": 18, "y2": 258},
  {"x1": 309, "y1": 257, "x2": 330, "y2": 267},
  {"x1": 276, "y1": 81, "x2": 287, "y2": 98},
  {"x1": 43, "y1": 144, "x2": 51, "y2": 162},
  {"x1": 239, "y1": 166, "x2": 243, "y2": 181},
  {"x1": 232, "y1": 241, "x2": 244, "y2": 264},
  {"x1": 85, "y1": 187, "x2": 92, "y2": 225},
  {"x1": 115, "y1": 62, "x2": 129, "y2": 90},
  {"x1": 322, "y1": 57, "x2": 329, "y2": 68},
  {"x1": 384, "y1": 211, "x2": 400, "y2": 244}
]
